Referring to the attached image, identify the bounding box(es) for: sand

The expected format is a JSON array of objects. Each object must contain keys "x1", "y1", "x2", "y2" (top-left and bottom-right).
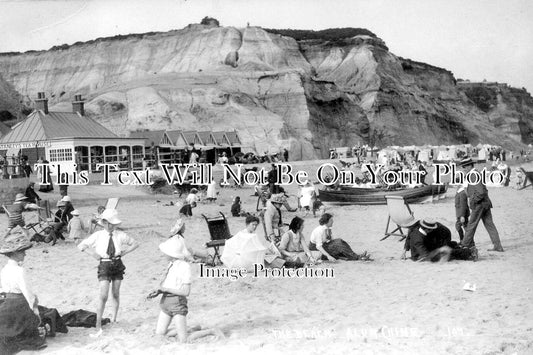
[{"x1": 1, "y1": 160, "x2": 533, "y2": 354}]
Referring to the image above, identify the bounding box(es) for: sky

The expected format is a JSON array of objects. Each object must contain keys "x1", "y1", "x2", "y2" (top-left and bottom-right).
[{"x1": 1, "y1": 0, "x2": 532, "y2": 92}]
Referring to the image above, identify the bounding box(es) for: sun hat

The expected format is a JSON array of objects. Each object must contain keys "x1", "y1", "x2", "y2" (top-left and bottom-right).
[
  {"x1": 159, "y1": 236, "x2": 188, "y2": 259},
  {"x1": 459, "y1": 157, "x2": 474, "y2": 168},
  {"x1": 420, "y1": 218, "x2": 438, "y2": 230},
  {"x1": 61, "y1": 196, "x2": 71, "y2": 202},
  {"x1": 0, "y1": 235, "x2": 33, "y2": 255},
  {"x1": 15, "y1": 193, "x2": 28, "y2": 202},
  {"x1": 71, "y1": 209, "x2": 80, "y2": 216},
  {"x1": 170, "y1": 218, "x2": 185, "y2": 235},
  {"x1": 100, "y1": 209, "x2": 122, "y2": 225},
  {"x1": 269, "y1": 193, "x2": 286, "y2": 204},
  {"x1": 56, "y1": 200, "x2": 67, "y2": 207}
]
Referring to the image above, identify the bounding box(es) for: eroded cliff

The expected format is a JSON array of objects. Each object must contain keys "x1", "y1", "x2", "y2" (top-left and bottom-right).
[{"x1": 0, "y1": 24, "x2": 531, "y2": 159}]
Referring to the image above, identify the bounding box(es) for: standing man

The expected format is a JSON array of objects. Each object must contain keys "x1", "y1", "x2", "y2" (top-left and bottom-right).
[
  {"x1": 283, "y1": 148, "x2": 289, "y2": 162},
  {"x1": 78, "y1": 209, "x2": 139, "y2": 337},
  {"x1": 459, "y1": 157, "x2": 504, "y2": 257}
]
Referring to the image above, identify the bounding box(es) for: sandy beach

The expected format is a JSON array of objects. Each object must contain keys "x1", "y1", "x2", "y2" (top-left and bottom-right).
[{"x1": 1, "y1": 161, "x2": 533, "y2": 355}]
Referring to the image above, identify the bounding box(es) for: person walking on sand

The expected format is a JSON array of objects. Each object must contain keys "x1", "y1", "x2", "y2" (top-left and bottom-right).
[
  {"x1": 458, "y1": 157, "x2": 504, "y2": 257},
  {"x1": 78, "y1": 209, "x2": 139, "y2": 337}
]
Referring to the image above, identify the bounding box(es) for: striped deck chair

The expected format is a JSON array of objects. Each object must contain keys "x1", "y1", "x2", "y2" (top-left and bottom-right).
[{"x1": 382, "y1": 195, "x2": 417, "y2": 241}]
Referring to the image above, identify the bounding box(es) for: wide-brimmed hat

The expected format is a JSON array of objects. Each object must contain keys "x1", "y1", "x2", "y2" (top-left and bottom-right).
[
  {"x1": 0, "y1": 236, "x2": 33, "y2": 255},
  {"x1": 459, "y1": 157, "x2": 474, "y2": 168},
  {"x1": 269, "y1": 193, "x2": 286, "y2": 204},
  {"x1": 159, "y1": 236, "x2": 188, "y2": 259},
  {"x1": 100, "y1": 209, "x2": 122, "y2": 225},
  {"x1": 61, "y1": 196, "x2": 71, "y2": 202},
  {"x1": 56, "y1": 200, "x2": 67, "y2": 207},
  {"x1": 420, "y1": 218, "x2": 438, "y2": 230},
  {"x1": 71, "y1": 210, "x2": 80, "y2": 216},
  {"x1": 15, "y1": 193, "x2": 27, "y2": 202},
  {"x1": 170, "y1": 218, "x2": 185, "y2": 235}
]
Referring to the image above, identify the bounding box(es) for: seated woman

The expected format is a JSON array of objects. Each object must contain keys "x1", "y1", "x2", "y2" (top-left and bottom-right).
[
  {"x1": 279, "y1": 217, "x2": 319, "y2": 267},
  {"x1": 0, "y1": 236, "x2": 46, "y2": 353},
  {"x1": 309, "y1": 213, "x2": 369, "y2": 262}
]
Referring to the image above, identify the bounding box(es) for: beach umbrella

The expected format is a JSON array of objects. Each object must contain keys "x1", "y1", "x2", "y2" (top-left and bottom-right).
[{"x1": 221, "y1": 231, "x2": 268, "y2": 271}]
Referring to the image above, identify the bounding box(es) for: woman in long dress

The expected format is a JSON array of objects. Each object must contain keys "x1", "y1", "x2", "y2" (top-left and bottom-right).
[
  {"x1": 205, "y1": 179, "x2": 217, "y2": 203},
  {"x1": 279, "y1": 216, "x2": 319, "y2": 266},
  {"x1": 0, "y1": 236, "x2": 46, "y2": 353},
  {"x1": 309, "y1": 213, "x2": 370, "y2": 262}
]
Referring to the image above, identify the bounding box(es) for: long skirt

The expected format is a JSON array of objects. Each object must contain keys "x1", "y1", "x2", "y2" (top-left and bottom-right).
[
  {"x1": 310, "y1": 239, "x2": 360, "y2": 260},
  {"x1": 0, "y1": 293, "x2": 45, "y2": 354}
]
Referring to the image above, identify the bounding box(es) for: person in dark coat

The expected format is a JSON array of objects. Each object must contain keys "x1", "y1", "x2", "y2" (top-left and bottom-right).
[
  {"x1": 458, "y1": 158, "x2": 504, "y2": 255},
  {"x1": 267, "y1": 164, "x2": 281, "y2": 194},
  {"x1": 454, "y1": 183, "x2": 469, "y2": 241},
  {"x1": 47, "y1": 196, "x2": 74, "y2": 245},
  {"x1": 24, "y1": 183, "x2": 41, "y2": 204},
  {"x1": 407, "y1": 219, "x2": 472, "y2": 262}
]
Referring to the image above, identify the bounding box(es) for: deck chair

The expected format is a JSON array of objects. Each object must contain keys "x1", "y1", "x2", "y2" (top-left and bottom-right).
[
  {"x1": 202, "y1": 212, "x2": 232, "y2": 266},
  {"x1": 25, "y1": 200, "x2": 53, "y2": 236},
  {"x1": 105, "y1": 197, "x2": 120, "y2": 210},
  {"x1": 382, "y1": 195, "x2": 417, "y2": 241},
  {"x1": 522, "y1": 170, "x2": 533, "y2": 189}
]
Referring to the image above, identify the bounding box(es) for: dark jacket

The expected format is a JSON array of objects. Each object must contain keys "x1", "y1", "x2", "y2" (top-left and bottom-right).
[
  {"x1": 25, "y1": 186, "x2": 41, "y2": 204},
  {"x1": 454, "y1": 190, "x2": 470, "y2": 219},
  {"x1": 408, "y1": 229, "x2": 429, "y2": 261},
  {"x1": 408, "y1": 223, "x2": 451, "y2": 260},
  {"x1": 466, "y1": 169, "x2": 492, "y2": 209}
]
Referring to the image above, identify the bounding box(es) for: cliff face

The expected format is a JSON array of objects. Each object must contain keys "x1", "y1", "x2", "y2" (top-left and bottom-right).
[{"x1": 0, "y1": 24, "x2": 531, "y2": 159}]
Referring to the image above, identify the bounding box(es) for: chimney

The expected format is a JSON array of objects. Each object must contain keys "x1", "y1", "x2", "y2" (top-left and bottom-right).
[
  {"x1": 35, "y1": 92, "x2": 49, "y2": 114},
  {"x1": 72, "y1": 94, "x2": 85, "y2": 116}
]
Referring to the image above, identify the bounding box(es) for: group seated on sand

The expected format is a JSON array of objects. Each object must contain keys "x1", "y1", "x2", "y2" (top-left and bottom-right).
[{"x1": 1, "y1": 156, "x2": 506, "y2": 351}]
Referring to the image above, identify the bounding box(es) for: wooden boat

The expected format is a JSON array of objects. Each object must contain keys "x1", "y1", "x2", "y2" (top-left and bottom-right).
[{"x1": 319, "y1": 184, "x2": 447, "y2": 205}]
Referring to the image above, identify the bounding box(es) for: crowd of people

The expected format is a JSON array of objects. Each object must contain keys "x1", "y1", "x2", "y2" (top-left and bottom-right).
[{"x1": 0, "y1": 153, "x2": 518, "y2": 352}]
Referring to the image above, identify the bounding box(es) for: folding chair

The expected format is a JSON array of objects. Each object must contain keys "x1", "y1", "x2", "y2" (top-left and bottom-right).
[
  {"x1": 522, "y1": 170, "x2": 533, "y2": 189},
  {"x1": 25, "y1": 200, "x2": 53, "y2": 239},
  {"x1": 202, "y1": 212, "x2": 232, "y2": 266},
  {"x1": 105, "y1": 197, "x2": 120, "y2": 210},
  {"x1": 382, "y1": 195, "x2": 417, "y2": 241}
]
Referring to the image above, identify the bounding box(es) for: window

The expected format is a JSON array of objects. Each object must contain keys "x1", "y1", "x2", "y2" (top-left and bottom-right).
[
  {"x1": 49, "y1": 148, "x2": 73, "y2": 162},
  {"x1": 132, "y1": 145, "x2": 144, "y2": 169}
]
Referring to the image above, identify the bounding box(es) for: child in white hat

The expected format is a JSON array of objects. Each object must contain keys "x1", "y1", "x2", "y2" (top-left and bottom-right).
[
  {"x1": 67, "y1": 209, "x2": 85, "y2": 241},
  {"x1": 148, "y1": 234, "x2": 223, "y2": 343}
]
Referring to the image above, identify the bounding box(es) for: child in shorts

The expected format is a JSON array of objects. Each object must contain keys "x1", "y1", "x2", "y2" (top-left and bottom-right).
[{"x1": 148, "y1": 235, "x2": 223, "y2": 343}]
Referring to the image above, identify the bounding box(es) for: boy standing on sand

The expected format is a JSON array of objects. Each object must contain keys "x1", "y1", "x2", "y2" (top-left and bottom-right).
[
  {"x1": 454, "y1": 183, "x2": 469, "y2": 241},
  {"x1": 78, "y1": 209, "x2": 139, "y2": 337}
]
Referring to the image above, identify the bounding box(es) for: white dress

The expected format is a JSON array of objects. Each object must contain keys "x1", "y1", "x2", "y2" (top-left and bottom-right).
[
  {"x1": 299, "y1": 186, "x2": 315, "y2": 208},
  {"x1": 206, "y1": 180, "x2": 217, "y2": 199}
]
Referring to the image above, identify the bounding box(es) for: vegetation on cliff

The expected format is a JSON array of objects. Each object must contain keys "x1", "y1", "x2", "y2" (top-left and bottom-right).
[{"x1": 264, "y1": 27, "x2": 376, "y2": 41}]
